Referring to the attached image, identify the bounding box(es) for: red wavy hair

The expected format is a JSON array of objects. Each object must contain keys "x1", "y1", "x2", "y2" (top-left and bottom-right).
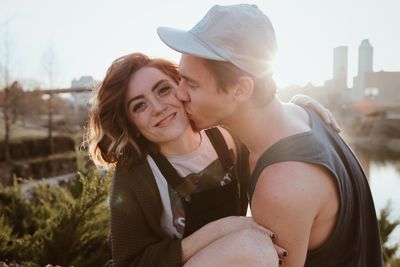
[{"x1": 86, "y1": 52, "x2": 180, "y2": 168}]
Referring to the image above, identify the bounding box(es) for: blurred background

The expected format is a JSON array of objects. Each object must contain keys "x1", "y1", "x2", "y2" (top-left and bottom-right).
[{"x1": 0, "y1": 0, "x2": 399, "y2": 266}]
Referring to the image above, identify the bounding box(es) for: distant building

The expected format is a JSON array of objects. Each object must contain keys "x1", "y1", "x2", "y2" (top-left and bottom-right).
[
  {"x1": 356, "y1": 71, "x2": 400, "y2": 107},
  {"x1": 358, "y1": 39, "x2": 374, "y2": 75},
  {"x1": 350, "y1": 40, "x2": 400, "y2": 107},
  {"x1": 333, "y1": 46, "x2": 348, "y2": 88},
  {"x1": 278, "y1": 83, "x2": 327, "y2": 105},
  {"x1": 320, "y1": 46, "x2": 348, "y2": 105},
  {"x1": 352, "y1": 40, "x2": 375, "y2": 101},
  {"x1": 71, "y1": 76, "x2": 96, "y2": 89},
  {"x1": 281, "y1": 39, "x2": 400, "y2": 110},
  {"x1": 70, "y1": 76, "x2": 97, "y2": 110}
]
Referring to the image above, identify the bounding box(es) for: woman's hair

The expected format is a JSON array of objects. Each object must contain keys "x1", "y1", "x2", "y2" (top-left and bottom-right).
[
  {"x1": 202, "y1": 59, "x2": 276, "y2": 107},
  {"x1": 85, "y1": 52, "x2": 180, "y2": 169}
]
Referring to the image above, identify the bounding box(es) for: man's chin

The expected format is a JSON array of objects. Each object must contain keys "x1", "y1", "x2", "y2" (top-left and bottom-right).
[
  {"x1": 189, "y1": 119, "x2": 200, "y2": 131},
  {"x1": 189, "y1": 118, "x2": 214, "y2": 131}
]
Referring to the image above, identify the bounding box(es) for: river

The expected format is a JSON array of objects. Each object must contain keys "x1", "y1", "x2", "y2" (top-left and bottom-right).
[{"x1": 368, "y1": 160, "x2": 400, "y2": 246}]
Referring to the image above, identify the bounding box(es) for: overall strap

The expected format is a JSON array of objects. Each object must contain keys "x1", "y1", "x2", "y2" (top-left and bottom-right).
[
  {"x1": 148, "y1": 150, "x2": 182, "y2": 189},
  {"x1": 149, "y1": 127, "x2": 233, "y2": 190},
  {"x1": 205, "y1": 127, "x2": 234, "y2": 172}
]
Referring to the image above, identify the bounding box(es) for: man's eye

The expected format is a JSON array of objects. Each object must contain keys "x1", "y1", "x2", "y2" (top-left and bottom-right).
[
  {"x1": 187, "y1": 83, "x2": 197, "y2": 90},
  {"x1": 133, "y1": 102, "x2": 146, "y2": 112}
]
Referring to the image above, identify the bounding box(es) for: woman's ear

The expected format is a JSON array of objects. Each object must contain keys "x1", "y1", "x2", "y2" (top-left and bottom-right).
[{"x1": 233, "y1": 76, "x2": 254, "y2": 102}]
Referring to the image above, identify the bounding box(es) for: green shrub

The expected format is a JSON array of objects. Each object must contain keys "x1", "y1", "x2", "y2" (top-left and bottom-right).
[
  {"x1": 379, "y1": 201, "x2": 400, "y2": 266},
  {"x1": 0, "y1": 171, "x2": 112, "y2": 267}
]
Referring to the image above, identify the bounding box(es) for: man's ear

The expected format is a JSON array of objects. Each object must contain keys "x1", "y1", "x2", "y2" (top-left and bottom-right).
[{"x1": 233, "y1": 76, "x2": 254, "y2": 102}]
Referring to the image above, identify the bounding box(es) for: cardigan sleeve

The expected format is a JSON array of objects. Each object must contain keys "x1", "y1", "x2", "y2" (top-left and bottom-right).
[{"x1": 109, "y1": 165, "x2": 183, "y2": 267}]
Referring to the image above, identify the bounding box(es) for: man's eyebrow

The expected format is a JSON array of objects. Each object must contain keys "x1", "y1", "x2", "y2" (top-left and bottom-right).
[
  {"x1": 180, "y1": 75, "x2": 197, "y2": 84},
  {"x1": 126, "y1": 79, "x2": 166, "y2": 109}
]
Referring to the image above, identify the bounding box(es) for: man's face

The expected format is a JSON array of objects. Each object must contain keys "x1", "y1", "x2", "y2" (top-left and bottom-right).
[{"x1": 177, "y1": 55, "x2": 235, "y2": 130}]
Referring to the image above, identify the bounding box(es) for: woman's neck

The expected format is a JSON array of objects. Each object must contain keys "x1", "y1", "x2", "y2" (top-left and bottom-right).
[{"x1": 159, "y1": 126, "x2": 201, "y2": 156}]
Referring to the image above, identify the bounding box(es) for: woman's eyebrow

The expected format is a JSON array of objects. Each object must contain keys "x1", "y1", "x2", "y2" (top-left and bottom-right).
[{"x1": 127, "y1": 94, "x2": 143, "y2": 110}]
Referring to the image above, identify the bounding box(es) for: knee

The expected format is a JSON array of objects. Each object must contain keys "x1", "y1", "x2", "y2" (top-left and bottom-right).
[
  {"x1": 234, "y1": 228, "x2": 273, "y2": 248},
  {"x1": 231, "y1": 228, "x2": 279, "y2": 267}
]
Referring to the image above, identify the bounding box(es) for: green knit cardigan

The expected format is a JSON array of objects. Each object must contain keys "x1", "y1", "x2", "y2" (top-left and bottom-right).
[{"x1": 109, "y1": 138, "x2": 249, "y2": 267}]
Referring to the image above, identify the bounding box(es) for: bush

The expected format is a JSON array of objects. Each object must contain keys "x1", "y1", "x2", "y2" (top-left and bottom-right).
[
  {"x1": 0, "y1": 170, "x2": 112, "y2": 267},
  {"x1": 379, "y1": 201, "x2": 400, "y2": 266}
]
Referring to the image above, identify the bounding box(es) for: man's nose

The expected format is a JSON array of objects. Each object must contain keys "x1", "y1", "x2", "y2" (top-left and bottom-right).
[{"x1": 176, "y1": 84, "x2": 190, "y2": 102}]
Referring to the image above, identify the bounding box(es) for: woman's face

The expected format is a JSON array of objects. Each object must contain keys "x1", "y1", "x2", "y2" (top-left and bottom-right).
[{"x1": 125, "y1": 66, "x2": 190, "y2": 144}]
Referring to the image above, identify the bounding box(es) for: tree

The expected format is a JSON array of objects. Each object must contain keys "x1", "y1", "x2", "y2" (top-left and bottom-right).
[
  {"x1": 1, "y1": 32, "x2": 12, "y2": 161},
  {"x1": 8, "y1": 81, "x2": 24, "y2": 124},
  {"x1": 42, "y1": 44, "x2": 59, "y2": 154},
  {"x1": 379, "y1": 202, "x2": 400, "y2": 266}
]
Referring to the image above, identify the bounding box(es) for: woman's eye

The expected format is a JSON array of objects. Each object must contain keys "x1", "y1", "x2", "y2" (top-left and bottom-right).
[
  {"x1": 158, "y1": 86, "x2": 171, "y2": 95},
  {"x1": 132, "y1": 102, "x2": 146, "y2": 112}
]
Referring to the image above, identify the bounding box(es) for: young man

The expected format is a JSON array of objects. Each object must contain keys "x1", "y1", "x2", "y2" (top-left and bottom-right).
[{"x1": 157, "y1": 4, "x2": 383, "y2": 267}]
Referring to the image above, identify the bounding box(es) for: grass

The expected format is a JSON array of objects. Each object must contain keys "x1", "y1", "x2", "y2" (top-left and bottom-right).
[
  {"x1": 0, "y1": 117, "x2": 81, "y2": 142},
  {"x1": 9, "y1": 151, "x2": 77, "y2": 165},
  {"x1": 0, "y1": 118, "x2": 48, "y2": 141}
]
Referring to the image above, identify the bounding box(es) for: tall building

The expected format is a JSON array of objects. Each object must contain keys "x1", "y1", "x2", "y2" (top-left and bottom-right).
[
  {"x1": 70, "y1": 76, "x2": 97, "y2": 110},
  {"x1": 333, "y1": 46, "x2": 348, "y2": 88},
  {"x1": 352, "y1": 40, "x2": 374, "y2": 101},
  {"x1": 71, "y1": 76, "x2": 96, "y2": 88},
  {"x1": 358, "y1": 39, "x2": 373, "y2": 75},
  {"x1": 352, "y1": 39, "x2": 400, "y2": 108}
]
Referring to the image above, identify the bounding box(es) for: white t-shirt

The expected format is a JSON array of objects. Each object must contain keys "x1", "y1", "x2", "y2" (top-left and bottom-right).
[{"x1": 148, "y1": 129, "x2": 234, "y2": 238}]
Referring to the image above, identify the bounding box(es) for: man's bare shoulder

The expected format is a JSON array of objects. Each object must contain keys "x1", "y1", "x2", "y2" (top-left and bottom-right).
[
  {"x1": 252, "y1": 161, "x2": 335, "y2": 208},
  {"x1": 250, "y1": 161, "x2": 338, "y2": 266}
]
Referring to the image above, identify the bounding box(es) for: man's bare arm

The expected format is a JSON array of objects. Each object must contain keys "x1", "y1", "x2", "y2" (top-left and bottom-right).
[{"x1": 251, "y1": 161, "x2": 337, "y2": 267}]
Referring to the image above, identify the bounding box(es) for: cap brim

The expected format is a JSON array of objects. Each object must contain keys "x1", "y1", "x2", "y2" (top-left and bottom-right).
[{"x1": 157, "y1": 27, "x2": 225, "y2": 61}]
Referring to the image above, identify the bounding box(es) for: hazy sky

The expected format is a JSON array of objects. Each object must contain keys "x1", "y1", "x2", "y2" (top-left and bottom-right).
[{"x1": 1, "y1": 0, "x2": 399, "y2": 89}]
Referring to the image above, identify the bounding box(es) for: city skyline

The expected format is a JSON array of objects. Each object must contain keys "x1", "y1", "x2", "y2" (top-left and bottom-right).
[{"x1": 1, "y1": 0, "x2": 400, "y2": 89}]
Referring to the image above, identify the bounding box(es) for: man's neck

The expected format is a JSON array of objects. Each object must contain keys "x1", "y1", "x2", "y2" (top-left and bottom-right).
[{"x1": 222, "y1": 97, "x2": 310, "y2": 160}]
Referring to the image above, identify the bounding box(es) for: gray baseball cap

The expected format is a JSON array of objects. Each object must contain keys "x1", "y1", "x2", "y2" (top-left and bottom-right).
[{"x1": 157, "y1": 4, "x2": 277, "y2": 77}]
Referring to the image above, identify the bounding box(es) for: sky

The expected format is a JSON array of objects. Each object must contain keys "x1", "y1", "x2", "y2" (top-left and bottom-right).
[{"x1": 1, "y1": 0, "x2": 400, "y2": 89}]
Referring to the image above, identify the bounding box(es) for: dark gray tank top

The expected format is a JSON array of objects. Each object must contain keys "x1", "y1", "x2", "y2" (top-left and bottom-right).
[{"x1": 249, "y1": 108, "x2": 383, "y2": 267}]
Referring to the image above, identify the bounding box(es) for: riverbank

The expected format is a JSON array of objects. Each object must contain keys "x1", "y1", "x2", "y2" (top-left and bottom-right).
[{"x1": 344, "y1": 113, "x2": 400, "y2": 163}]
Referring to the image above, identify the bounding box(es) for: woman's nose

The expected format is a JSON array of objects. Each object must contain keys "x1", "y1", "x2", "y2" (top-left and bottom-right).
[{"x1": 150, "y1": 99, "x2": 167, "y2": 115}]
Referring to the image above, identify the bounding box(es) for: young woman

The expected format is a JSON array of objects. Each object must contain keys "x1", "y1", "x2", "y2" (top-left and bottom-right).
[{"x1": 87, "y1": 52, "x2": 338, "y2": 267}]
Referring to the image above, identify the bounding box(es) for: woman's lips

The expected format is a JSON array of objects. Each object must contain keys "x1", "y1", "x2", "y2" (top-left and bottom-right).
[{"x1": 155, "y1": 113, "x2": 176, "y2": 127}]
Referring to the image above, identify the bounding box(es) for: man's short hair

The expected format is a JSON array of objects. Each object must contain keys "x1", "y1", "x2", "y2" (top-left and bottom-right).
[{"x1": 202, "y1": 58, "x2": 277, "y2": 106}]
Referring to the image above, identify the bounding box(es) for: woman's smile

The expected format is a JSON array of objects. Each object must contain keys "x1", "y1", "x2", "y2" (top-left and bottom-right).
[{"x1": 155, "y1": 112, "x2": 177, "y2": 127}]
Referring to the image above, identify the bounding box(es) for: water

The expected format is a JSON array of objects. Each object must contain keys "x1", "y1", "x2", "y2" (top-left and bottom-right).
[{"x1": 369, "y1": 161, "x2": 400, "y2": 246}]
